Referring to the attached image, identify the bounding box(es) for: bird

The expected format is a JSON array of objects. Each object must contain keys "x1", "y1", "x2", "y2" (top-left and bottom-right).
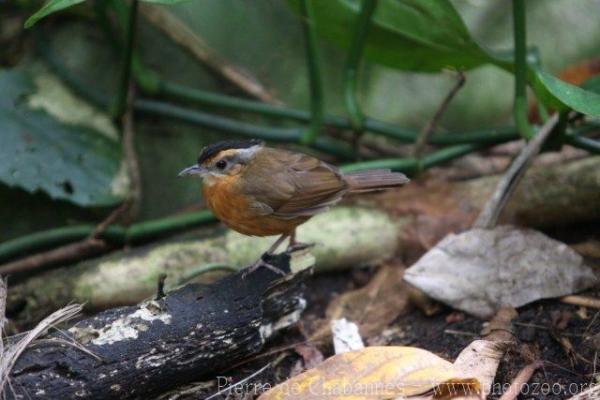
[{"x1": 179, "y1": 139, "x2": 409, "y2": 276}]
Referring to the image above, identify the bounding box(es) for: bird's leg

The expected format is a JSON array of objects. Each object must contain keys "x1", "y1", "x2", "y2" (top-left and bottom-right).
[
  {"x1": 286, "y1": 229, "x2": 315, "y2": 252},
  {"x1": 242, "y1": 234, "x2": 288, "y2": 278}
]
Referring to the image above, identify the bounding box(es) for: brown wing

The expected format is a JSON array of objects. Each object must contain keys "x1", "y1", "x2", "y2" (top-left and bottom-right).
[{"x1": 241, "y1": 148, "x2": 348, "y2": 219}]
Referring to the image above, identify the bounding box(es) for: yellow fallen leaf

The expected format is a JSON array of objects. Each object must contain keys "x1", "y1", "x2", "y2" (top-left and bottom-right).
[{"x1": 258, "y1": 346, "x2": 480, "y2": 400}]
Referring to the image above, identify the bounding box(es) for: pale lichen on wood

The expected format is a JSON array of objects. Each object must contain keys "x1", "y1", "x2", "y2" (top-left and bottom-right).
[{"x1": 6, "y1": 252, "x2": 313, "y2": 400}]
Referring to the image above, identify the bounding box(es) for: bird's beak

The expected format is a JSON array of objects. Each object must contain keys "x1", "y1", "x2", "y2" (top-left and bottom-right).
[{"x1": 178, "y1": 164, "x2": 205, "y2": 177}]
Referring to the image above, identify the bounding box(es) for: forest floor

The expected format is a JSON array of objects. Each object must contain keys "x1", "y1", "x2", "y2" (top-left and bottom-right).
[{"x1": 193, "y1": 264, "x2": 599, "y2": 400}]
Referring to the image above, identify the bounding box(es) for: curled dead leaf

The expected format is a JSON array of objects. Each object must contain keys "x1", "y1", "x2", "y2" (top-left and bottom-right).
[{"x1": 258, "y1": 346, "x2": 480, "y2": 400}]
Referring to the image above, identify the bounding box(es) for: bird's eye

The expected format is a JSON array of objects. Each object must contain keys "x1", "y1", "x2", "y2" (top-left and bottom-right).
[{"x1": 216, "y1": 160, "x2": 227, "y2": 170}]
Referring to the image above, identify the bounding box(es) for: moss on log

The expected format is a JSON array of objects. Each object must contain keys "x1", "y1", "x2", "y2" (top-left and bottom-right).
[{"x1": 8, "y1": 208, "x2": 399, "y2": 321}]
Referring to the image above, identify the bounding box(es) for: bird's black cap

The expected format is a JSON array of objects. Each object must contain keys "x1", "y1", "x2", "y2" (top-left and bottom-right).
[{"x1": 197, "y1": 139, "x2": 264, "y2": 165}]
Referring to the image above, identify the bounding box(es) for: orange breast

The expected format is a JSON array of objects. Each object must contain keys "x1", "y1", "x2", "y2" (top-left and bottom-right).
[{"x1": 202, "y1": 177, "x2": 307, "y2": 236}]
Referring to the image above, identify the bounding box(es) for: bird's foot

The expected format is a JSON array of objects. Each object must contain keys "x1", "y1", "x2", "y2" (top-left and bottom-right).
[
  {"x1": 241, "y1": 253, "x2": 286, "y2": 279},
  {"x1": 286, "y1": 241, "x2": 315, "y2": 253}
]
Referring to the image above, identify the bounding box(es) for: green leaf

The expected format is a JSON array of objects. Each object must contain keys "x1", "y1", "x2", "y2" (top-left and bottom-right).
[
  {"x1": 0, "y1": 69, "x2": 126, "y2": 207},
  {"x1": 25, "y1": 0, "x2": 192, "y2": 28},
  {"x1": 535, "y1": 70, "x2": 600, "y2": 117},
  {"x1": 288, "y1": 0, "x2": 491, "y2": 72},
  {"x1": 25, "y1": 0, "x2": 85, "y2": 28}
]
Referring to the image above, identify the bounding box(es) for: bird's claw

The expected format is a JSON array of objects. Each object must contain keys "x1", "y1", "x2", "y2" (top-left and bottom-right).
[{"x1": 241, "y1": 253, "x2": 286, "y2": 279}]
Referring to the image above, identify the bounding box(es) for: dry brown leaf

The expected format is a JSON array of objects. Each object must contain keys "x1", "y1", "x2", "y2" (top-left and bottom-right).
[
  {"x1": 404, "y1": 226, "x2": 598, "y2": 318},
  {"x1": 308, "y1": 265, "x2": 410, "y2": 342},
  {"x1": 258, "y1": 346, "x2": 480, "y2": 400}
]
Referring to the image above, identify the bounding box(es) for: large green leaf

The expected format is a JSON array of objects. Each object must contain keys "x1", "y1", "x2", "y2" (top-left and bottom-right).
[
  {"x1": 24, "y1": 0, "x2": 191, "y2": 28},
  {"x1": 535, "y1": 70, "x2": 600, "y2": 117},
  {"x1": 0, "y1": 69, "x2": 126, "y2": 207},
  {"x1": 288, "y1": 0, "x2": 492, "y2": 72}
]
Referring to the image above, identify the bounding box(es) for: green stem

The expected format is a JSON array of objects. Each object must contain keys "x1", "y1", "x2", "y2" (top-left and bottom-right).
[
  {"x1": 93, "y1": 0, "x2": 121, "y2": 56},
  {"x1": 427, "y1": 126, "x2": 518, "y2": 145},
  {"x1": 108, "y1": 0, "x2": 162, "y2": 94},
  {"x1": 112, "y1": 0, "x2": 139, "y2": 119},
  {"x1": 36, "y1": 27, "x2": 522, "y2": 148},
  {"x1": 0, "y1": 211, "x2": 215, "y2": 264},
  {"x1": 125, "y1": 210, "x2": 215, "y2": 242},
  {"x1": 340, "y1": 143, "x2": 485, "y2": 174},
  {"x1": 421, "y1": 143, "x2": 483, "y2": 168},
  {"x1": 0, "y1": 226, "x2": 121, "y2": 263},
  {"x1": 299, "y1": 0, "x2": 324, "y2": 144},
  {"x1": 159, "y1": 81, "x2": 520, "y2": 144},
  {"x1": 344, "y1": 0, "x2": 377, "y2": 131},
  {"x1": 160, "y1": 81, "x2": 308, "y2": 120},
  {"x1": 133, "y1": 99, "x2": 355, "y2": 159},
  {"x1": 567, "y1": 135, "x2": 600, "y2": 153},
  {"x1": 512, "y1": 0, "x2": 534, "y2": 139}
]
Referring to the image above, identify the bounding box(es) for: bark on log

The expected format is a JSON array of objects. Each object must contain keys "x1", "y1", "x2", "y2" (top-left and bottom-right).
[{"x1": 5, "y1": 251, "x2": 313, "y2": 400}]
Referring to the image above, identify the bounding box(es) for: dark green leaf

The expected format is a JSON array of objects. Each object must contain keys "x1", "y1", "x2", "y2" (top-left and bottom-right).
[
  {"x1": 288, "y1": 0, "x2": 492, "y2": 72},
  {"x1": 25, "y1": 0, "x2": 85, "y2": 28},
  {"x1": 535, "y1": 70, "x2": 600, "y2": 117},
  {"x1": 0, "y1": 69, "x2": 126, "y2": 207}
]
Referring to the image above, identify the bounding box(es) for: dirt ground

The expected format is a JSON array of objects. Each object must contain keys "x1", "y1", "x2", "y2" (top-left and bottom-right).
[{"x1": 194, "y1": 265, "x2": 599, "y2": 400}]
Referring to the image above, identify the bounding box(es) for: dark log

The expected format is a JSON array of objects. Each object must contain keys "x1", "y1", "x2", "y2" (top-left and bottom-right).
[{"x1": 6, "y1": 251, "x2": 313, "y2": 400}]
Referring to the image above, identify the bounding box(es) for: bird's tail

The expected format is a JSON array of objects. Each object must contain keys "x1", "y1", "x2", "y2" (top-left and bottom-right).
[{"x1": 345, "y1": 169, "x2": 409, "y2": 193}]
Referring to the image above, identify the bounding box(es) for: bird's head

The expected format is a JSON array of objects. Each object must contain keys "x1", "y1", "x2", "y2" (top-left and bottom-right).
[{"x1": 178, "y1": 139, "x2": 264, "y2": 184}]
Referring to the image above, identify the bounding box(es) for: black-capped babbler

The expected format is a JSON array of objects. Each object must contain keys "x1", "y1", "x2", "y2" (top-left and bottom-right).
[{"x1": 179, "y1": 139, "x2": 409, "y2": 276}]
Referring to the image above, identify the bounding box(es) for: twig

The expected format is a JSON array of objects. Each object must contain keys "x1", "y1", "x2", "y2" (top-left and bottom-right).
[
  {"x1": 89, "y1": 201, "x2": 131, "y2": 239},
  {"x1": 413, "y1": 71, "x2": 466, "y2": 157},
  {"x1": 138, "y1": 4, "x2": 277, "y2": 104},
  {"x1": 498, "y1": 361, "x2": 543, "y2": 400},
  {"x1": 561, "y1": 295, "x2": 600, "y2": 310},
  {"x1": 0, "y1": 304, "x2": 83, "y2": 396},
  {"x1": 0, "y1": 278, "x2": 6, "y2": 362},
  {"x1": 34, "y1": 336, "x2": 102, "y2": 362},
  {"x1": 444, "y1": 329, "x2": 477, "y2": 337},
  {"x1": 474, "y1": 113, "x2": 559, "y2": 228},
  {"x1": 156, "y1": 273, "x2": 167, "y2": 300},
  {"x1": 0, "y1": 239, "x2": 111, "y2": 277},
  {"x1": 122, "y1": 85, "x2": 142, "y2": 223},
  {"x1": 159, "y1": 381, "x2": 215, "y2": 400},
  {"x1": 204, "y1": 363, "x2": 270, "y2": 400}
]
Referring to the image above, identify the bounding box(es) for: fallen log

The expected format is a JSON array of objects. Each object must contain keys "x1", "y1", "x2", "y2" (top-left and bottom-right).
[{"x1": 4, "y1": 251, "x2": 312, "y2": 400}]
